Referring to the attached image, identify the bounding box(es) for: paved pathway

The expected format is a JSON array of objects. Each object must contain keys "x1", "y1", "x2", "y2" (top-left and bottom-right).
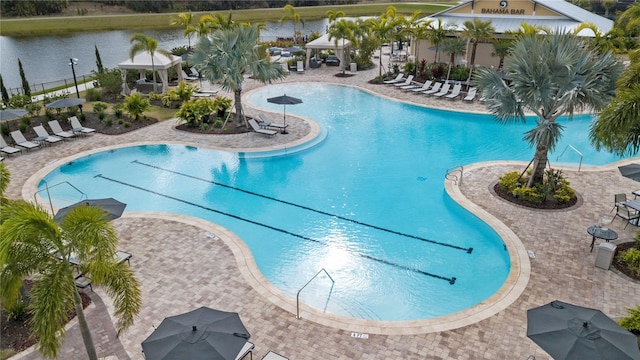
[{"x1": 4, "y1": 61, "x2": 640, "y2": 359}]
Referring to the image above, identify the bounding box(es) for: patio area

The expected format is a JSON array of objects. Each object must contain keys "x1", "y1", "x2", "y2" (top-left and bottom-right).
[{"x1": 4, "y1": 62, "x2": 640, "y2": 360}]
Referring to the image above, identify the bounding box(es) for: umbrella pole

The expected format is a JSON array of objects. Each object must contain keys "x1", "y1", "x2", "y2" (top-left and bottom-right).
[{"x1": 282, "y1": 105, "x2": 288, "y2": 134}]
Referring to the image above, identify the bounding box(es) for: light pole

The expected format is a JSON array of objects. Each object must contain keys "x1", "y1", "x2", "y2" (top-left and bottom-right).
[{"x1": 68, "y1": 58, "x2": 80, "y2": 98}]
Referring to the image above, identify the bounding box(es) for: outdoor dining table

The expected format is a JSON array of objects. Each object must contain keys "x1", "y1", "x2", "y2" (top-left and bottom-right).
[
  {"x1": 587, "y1": 225, "x2": 618, "y2": 252},
  {"x1": 623, "y1": 200, "x2": 640, "y2": 226}
]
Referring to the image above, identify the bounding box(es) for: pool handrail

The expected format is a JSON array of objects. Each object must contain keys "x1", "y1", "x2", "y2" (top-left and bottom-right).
[
  {"x1": 296, "y1": 268, "x2": 335, "y2": 319},
  {"x1": 446, "y1": 165, "x2": 464, "y2": 185}
]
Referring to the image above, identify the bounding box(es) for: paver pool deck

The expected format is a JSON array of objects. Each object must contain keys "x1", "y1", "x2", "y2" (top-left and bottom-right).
[{"x1": 5, "y1": 61, "x2": 640, "y2": 360}]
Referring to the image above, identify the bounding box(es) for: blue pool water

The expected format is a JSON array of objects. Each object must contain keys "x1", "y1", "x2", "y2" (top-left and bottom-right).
[{"x1": 39, "y1": 84, "x2": 625, "y2": 321}]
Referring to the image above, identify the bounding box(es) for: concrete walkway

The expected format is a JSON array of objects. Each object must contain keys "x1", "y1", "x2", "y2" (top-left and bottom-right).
[{"x1": 4, "y1": 60, "x2": 640, "y2": 360}]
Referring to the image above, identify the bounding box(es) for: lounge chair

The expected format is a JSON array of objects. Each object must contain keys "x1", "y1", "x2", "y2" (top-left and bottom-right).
[
  {"x1": 296, "y1": 60, "x2": 304, "y2": 74},
  {"x1": 432, "y1": 83, "x2": 452, "y2": 97},
  {"x1": 33, "y1": 125, "x2": 63, "y2": 145},
  {"x1": 444, "y1": 84, "x2": 463, "y2": 100},
  {"x1": 189, "y1": 67, "x2": 199, "y2": 77},
  {"x1": 261, "y1": 351, "x2": 288, "y2": 360},
  {"x1": 0, "y1": 136, "x2": 22, "y2": 156},
  {"x1": 409, "y1": 80, "x2": 433, "y2": 93},
  {"x1": 422, "y1": 82, "x2": 442, "y2": 96},
  {"x1": 399, "y1": 78, "x2": 426, "y2": 91},
  {"x1": 383, "y1": 73, "x2": 404, "y2": 84},
  {"x1": 258, "y1": 113, "x2": 288, "y2": 130},
  {"x1": 10, "y1": 130, "x2": 40, "y2": 151},
  {"x1": 393, "y1": 75, "x2": 414, "y2": 87},
  {"x1": 234, "y1": 341, "x2": 254, "y2": 360},
  {"x1": 181, "y1": 69, "x2": 198, "y2": 81},
  {"x1": 48, "y1": 120, "x2": 76, "y2": 139},
  {"x1": 463, "y1": 87, "x2": 478, "y2": 102},
  {"x1": 248, "y1": 119, "x2": 277, "y2": 136},
  {"x1": 69, "y1": 116, "x2": 96, "y2": 134}
]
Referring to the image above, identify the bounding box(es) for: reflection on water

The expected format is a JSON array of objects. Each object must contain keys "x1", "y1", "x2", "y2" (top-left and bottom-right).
[{"x1": 0, "y1": 19, "x2": 330, "y2": 90}]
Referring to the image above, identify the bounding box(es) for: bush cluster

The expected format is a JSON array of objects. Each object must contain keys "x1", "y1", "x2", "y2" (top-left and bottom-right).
[{"x1": 498, "y1": 169, "x2": 576, "y2": 205}]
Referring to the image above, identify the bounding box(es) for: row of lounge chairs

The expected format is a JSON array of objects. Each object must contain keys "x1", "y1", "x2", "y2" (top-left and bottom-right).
[
  {"x1": 0, "y1": 116, "x2": 95, "y2": 157},
  {"x1": 384, "y1": 73, "x2": 478, "y2": 101}
]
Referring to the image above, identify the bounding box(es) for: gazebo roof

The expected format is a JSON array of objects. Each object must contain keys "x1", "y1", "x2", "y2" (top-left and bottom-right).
[
  {"x1": 118, "y1": 51, "x2": 182, "y2": 70},
  {"x1": 306, "y1": 33, "x2": 351, "y2": 50}
]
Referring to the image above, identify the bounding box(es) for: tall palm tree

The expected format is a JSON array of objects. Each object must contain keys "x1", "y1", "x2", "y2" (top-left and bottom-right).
[
  {"x1": 462, "y1": 19, "x2": 495, "y2": 89},
  {"x1": 170, "y1": 11, "x2": 195, "y2": 49},
  {"x1": 474, "y1": 31, "x2": 622, "y2": 186},
  {"x1": 590, "y1": 49, "x2": 640, "y2": 156},
  {"x1": 195, "y1": 11, "x2": 241, "y2": 38},
  {"x1": 326, "y1": 9, "x2": 345, "y2": 29},
  {"x1": 491, "y1": 38, "x2": 512, "y2": 70},
  {"x1": 329, "y1": 19, "x2": 356, "y2": 75},
  {"x1": 367, "y1": 7, "x2": 399, "y2": 77},
  {"x1": 409, "y1": 18, "x2": 433, "y2": 75},
  {"x1": 427, "y1": 18, "x2": 450, "y2": 63},
  {"x1": 0, "y1": 200, "x2": 141, "y2": 360},
  {"x1": 441, "y1": 37, "x2": 467, "y2": 81},
  {"x1": 190, "y1": 24, "x2": 286, "y2": 124},
  {"x1": 129, "y1": 33, "x2": 172, "y2": 92},
  {"x1": 574, "y1": 22, "x2": 615, "y2": 54},
  {"x1": 280, "y1": 4, "x2": 304, "y2": 43}
]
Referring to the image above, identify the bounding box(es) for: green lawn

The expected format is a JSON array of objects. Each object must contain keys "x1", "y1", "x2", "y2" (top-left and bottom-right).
[{"x1": 0, "y1": 3, "x2": 454, "y2": 37}]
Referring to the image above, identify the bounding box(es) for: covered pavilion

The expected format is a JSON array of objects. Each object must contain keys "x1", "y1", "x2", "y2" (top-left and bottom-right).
[
  {"x1": 118, "y1": 51, "x2": 184, "y2": 95},
  {"x1": 305, "y1": 33, "x2": 351, "y2": 70}
]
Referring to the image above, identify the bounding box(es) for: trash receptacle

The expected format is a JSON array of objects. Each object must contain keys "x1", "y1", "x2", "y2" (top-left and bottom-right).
[
  {"x1": 350, "y1": 62, "x2": 357, "y2": 72},
  {"x1": 595, "y1": 242, "x2": 616, "y2": 270}
]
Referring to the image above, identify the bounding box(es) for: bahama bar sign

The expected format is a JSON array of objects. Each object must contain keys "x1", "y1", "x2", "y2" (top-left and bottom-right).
[{"x1": 481, "y1": 0, "x2": 526, "y2": 15}]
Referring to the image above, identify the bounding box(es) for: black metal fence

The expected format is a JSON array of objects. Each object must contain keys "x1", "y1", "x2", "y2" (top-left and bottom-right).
[{"x1": 6, "y1": 73, "x2": 94, "y2": 97}]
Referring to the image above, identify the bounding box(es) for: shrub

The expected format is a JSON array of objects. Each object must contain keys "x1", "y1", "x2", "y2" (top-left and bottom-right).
[
  {"x1": 123, "y1": 93, "x2": 150, "y2": 120},
  {"x1": 85, "y1": 88, "x2": 101, "y2": 101},
  {"x1": 92, "y1": 101, "x2": 108, "y2": 113},
  {"x1": 123, "y1": 121, "x2": 131, "y2": 128},
  {"x1": 104, "y1": 118, "x2": 113, "y2": 126},
  {"x1": 512, "y1": 185, "x2": 545, "y2": 204},
  {"x1": 1, "y1": 124, "x2": 10, "y2": 136},
  {"x1": 199, "y1": 123, "x2": 210, "y2": 131},
  {"x1": 618, "y1": 306, "x2": 640, "y2": 333},
  {"x1": 498, "y1": 171, "x2": 523, "y2": 193},
  {"x1": 7, "y1": 94, "x2": 30, "y2": 108},
  {"x1": 553, "y1": 179, "x2": 576, "y2": 203},
  {"x1": 118, "y1": 119, "x2": 124, "y2": 125},
  {"x1": 98, "y1": 111, "x2": 107, "y2": 120},
  {"x1": 79, "y1": 113, "x2": 86, "y2": 121},
  {"x1": 44, "y1": 108, "x2": 55, "y2": 120},
  {"x1": 619, "y1": 248, "x2": 640, "y2": 276},
  {"x1": 148, "y1": 92, "x2": 162, "y2": 101},
  {"x1": 19, "y1": 118, "x2": 31, "y2": 133},
  {"x1": 212, "y1": 119, "x2": 223, "y2": 128},
  {"x1": 112, "y1": 103, "x2": 123, "y2": 118},
  {"x1": 94, "y1": 68, "x2": 122, "y2": 96},
  {"x1": 67, "y1": 106, "x2": 78, "y2": 117},
  {"x1": 25, "y1": 103, "x2": 42, "y2": 116}
]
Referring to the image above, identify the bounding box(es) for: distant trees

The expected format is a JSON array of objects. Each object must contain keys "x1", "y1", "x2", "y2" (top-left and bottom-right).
[
  {"x1": 0, "y1": 0, "x2": 67, "y2": 17},
  {"x1": 17, "y1": 59, "x2": 30, "y2": 98}
]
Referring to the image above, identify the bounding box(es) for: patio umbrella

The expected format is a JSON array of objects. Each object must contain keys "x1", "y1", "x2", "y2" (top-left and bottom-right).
[
  {"x1": 619, "y1": 163, "x2": 640, "y2": 182},
  {"x1": 141, "y1": 307, "x2": 250, "y2": 360},
  {"x1": 283, "y1": 46, "x2": 303, "y2": 53},
  {"x1": 267, "y1": 94, "x2": 302, "y2": 134},
  {"x1": 45, "y1": 98, "x2": 86, "y2": 109},
  {"x1": 0, "y1": 109, "x2": 28, "y2": 121},
  {"x1": 527, "y1": 300, "x2": 640, "y2": 360},
  {"x1": 54, "y1": 198, "x2": 127, "y2": 222}
]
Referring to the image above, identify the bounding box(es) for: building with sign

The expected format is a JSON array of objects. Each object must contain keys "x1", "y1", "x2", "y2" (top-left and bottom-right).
[{"x1": 414, "y1": 0, "x2": 614, "y2": 69}]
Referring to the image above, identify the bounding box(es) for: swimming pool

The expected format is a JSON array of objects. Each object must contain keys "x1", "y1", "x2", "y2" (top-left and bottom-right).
[{"x1": 38, "y1": 84, "x2": 624, "y2": 322}]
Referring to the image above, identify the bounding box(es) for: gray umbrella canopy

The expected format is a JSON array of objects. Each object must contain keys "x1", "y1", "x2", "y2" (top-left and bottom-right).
[
  {"x1": 0, "y1": 109, "x2": 28, "y2": 121},
  {"x1": 54, "y1": 198, "x2": 126, "y2": 222},
  {"x1": 619, "y1": 164, "x2": 640, "y2": 182},
  {"x1": 267, "y1": 94, "x2": 302, "y2": 134},
  {"x1": 45, "y1": 98, "x2": 86, "y2": 109},
  {"x1": 527, "y1": 300, "x2": 640, "y2": 360},
  {"x1": 141, "y1": 307, "x2": 250, "y2": 360}
]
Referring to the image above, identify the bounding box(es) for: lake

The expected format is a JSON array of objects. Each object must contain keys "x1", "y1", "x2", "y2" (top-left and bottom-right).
[{"x1": 0, "y1": 18, "x2": 331, "y2": 92}]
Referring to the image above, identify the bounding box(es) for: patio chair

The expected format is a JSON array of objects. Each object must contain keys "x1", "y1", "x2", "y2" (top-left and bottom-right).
[
  {"x1": 422, "y1": 82, "x2": 442, "y2": 96},
  {"x1": 432, "y1": 83, "x2": 452, "y2": 97},
  {"x1": 463, "y1": 87, "x2": 478, "y2": 102},
  {"x1": 0, "y1": 136, "x2": 22, "y2": 156},
  {"x1": 383, "y1": 73, "x2": 404, "y2": 84},
  {"x1": 296, "y1": 60, "x2": 305, "y2": 74},
  {"x1": 612, "y1": 204, "x2": 639, "y2": 229},
  {"x1": 10, "y1": 130, "x2": 40, "y2": 151},
  {"x1": 48, "y1": 120, "x2": 76, "y2": 139},
  {"x1": 261, "y1": 351, "x2": 288, "y2": 360},
  {"x1": 69, "y1": 116, "x2": 96, "y2": 135},
  {"x1": 33, "y1": 125, "x2": 63, "y2": 145},
  {"x1": 258, "y1": 113, "x2": 288, "y2": 131},
  {"x1": 611, "y1": 193, "x2": 628, "y2": 213},
  {"x1": 234, "y1": 341, "x2": 254, "y2": 360},
  {"x1": 248, "y1": 119, "x2": 277, "y2": 136},
  {"x1": 393, "y1": 75, "x2": 414, "y2": 87},
  {"x1": 409, "y1": 80, "x2": 433, "y2": 93},
  {"x1": 445, "y1": 83, "x2": 463, "y2": 100},
  {"x1": 181, "y1": 69, "x2": 198, "y2": 81}
]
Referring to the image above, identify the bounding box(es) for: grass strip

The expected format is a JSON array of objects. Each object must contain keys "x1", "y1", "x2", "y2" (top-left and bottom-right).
[{"x1": 0, "y1": 3, "x2": 452, "y2": 37}]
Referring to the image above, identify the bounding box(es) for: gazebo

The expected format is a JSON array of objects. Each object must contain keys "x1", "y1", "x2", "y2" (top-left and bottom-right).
[
  {"x1": 118, "y1": 51, "x2": 183, "y2": 95},
  {"x1": 305, "y1": 34, "x2": 351, "y2": 70}
]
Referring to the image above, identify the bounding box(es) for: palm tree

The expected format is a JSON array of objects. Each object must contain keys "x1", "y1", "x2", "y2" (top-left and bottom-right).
[
  {"x1": 0, "y1": 200, "x2": 141, "y2": 360},
  {"x1": 491, "y1": 38, "x2": 512, "y2": 70},
  {"x1": 574, "y1": 22, "x2": 615, "y2": 54},
  {"x1": 326, "y1": 9, "x2": 345, "y2": 29},
  {"x1": 462, "y1": 19, "x2": 495, "y2": 89},
  {"x1": 474, "y1": 31, "x2": 622, "y2": 187},
  {"x1": 590, "y1": 49, "x2": 640, "y2": 156},
  {"x1": 367, "y1": 7, "x2": 399, "y2": 77},
  {"x1": 170, "y1": 11, "x2": 195, "y2": 49},
  {"x1": 329, "y1": 19, "x2": 356, "y2": 74},
  {"x1": 409, "y1": 18, "x2": 433, "y2": 75},
  {"x1": 129, "y1": 33, "x2": 172, "y2": 93},
  {"x1": 190, "y1": 24, "x2": 286, "y2": 124},
  {"x1": 441, "y1": 37, "x2": 467, "y2": 81},
  {"x1": 427, "y1": 18, "x2": 450, "y2": 63},
  {"x1": 280, "y1": 4, "x2": 304, "y2": 43}
]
